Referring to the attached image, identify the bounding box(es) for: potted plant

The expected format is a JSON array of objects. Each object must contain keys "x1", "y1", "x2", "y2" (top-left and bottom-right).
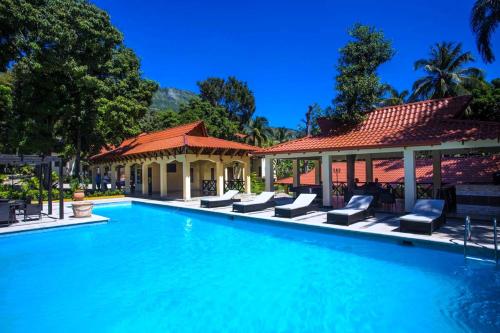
[
  {"x1": 71, "y1": 201, "x2": 94, "y2": 218},
  {"x1": 71, "y1": 178, "x2": 86, "y2": 201}
]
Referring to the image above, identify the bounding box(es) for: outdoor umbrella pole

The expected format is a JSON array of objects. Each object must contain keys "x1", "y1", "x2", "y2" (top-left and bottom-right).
[
  {"x1": 47, "y1": 162, "x2": 52, "y2": 215},
  {"x1": 59, "y1": 159, "x2": 64, "y2": 219}
]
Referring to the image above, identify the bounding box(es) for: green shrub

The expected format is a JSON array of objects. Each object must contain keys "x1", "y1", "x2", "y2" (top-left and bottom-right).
[{"x1": 250, "y1": 172, "x2": 265, "y2": 194}]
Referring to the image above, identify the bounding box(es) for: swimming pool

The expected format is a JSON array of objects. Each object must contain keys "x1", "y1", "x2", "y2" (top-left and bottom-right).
[{"x1": 1, "y1": 202, "x2": 499, "y2": 332}]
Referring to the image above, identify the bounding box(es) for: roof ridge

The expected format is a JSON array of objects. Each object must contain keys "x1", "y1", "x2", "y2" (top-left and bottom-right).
[
  {"x1": 139, "y1": 120, "x2": 204, "y2": 137},
  {"x1": 374, "y1": 95, "x2": 472, "y2": 112}
]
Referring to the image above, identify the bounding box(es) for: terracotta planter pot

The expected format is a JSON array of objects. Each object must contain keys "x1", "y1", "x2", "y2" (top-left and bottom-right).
[
  {"x1": 73, "y1": 190, "x2": 85, "y2": 201},
  {"x1": 71, "y1": 202, "x2": 94, "y2": 218}
]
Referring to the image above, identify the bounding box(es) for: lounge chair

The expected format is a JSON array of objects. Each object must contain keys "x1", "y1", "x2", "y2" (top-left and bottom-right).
[
  {"x1": 326, "y1": 195, "x2": 374, "y2": 225},
  {"x1": 0, "y1": 203, "x2": 14, "y2": 226},
  {"x1": 399, "y1": 199, "x2": 445, "y2": 235},
  {"x1": 274, "y1": 194, "x2": 317, "y2": 218},
  {"x1": 200, "y1": 190, "x2": 240, "y2": 208},
  {"x1": 232, "y1": 192, "x2": 275, "y2": 213},
  {"x1": 23, "y1": 204, "x2": 43, "y2": 221}
]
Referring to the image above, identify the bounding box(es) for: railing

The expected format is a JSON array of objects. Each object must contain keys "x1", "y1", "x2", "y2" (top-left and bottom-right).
[
  {"x1": 330, "y1": 181, "x2": 435, "y2": 200},
  {"x1": 202, "y1": 180, "x2": 216, "y2": 195},
  {"x1": 225, "y1": 179, "x2": 245, "y2": 192}
]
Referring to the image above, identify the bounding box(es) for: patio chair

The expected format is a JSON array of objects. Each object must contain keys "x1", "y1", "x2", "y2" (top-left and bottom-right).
[
  {"x1": 326, "y1": 195, "x2": 374, "y2": 225},
  {"x1": 23, "y1": 203, "x2": 43, "y2": 221},
  {"x1": 274, "y1": 194, "x2": 317, "y2": 218},
  {"x1": 232, "y1": 192, "x2": 275, "y2": 213},
  {"x1": 399, "y1": 199, "x2": 445, "y2": 235},
  {"x1": 0, "y1": 203, "x2": 15, "y2": 226},
  {"x1": 200, "y1": 190, "x2": 240, "y2": 208}
]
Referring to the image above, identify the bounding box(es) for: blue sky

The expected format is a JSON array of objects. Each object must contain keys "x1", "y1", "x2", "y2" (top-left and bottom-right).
[{"x1": 93, "y1": 0, "x2": 499, "y2": 128}]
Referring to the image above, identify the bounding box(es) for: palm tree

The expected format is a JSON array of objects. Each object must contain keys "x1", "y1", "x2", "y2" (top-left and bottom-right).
[
  {"x1": 471, "y1": 0, "x2": 500, "y2": 63},
  {"x1": 381, "y1": 86, "x2": 409, "y2": 106},
  {"x1": 410, "y1": 42, "x2": 483, "y2": 101},
  {"x1": 273, "y1": 127, "x2": 291, "y2": 144},
  {"x1": 244, "y1": 116, "x2": 272, "y2": 147}
]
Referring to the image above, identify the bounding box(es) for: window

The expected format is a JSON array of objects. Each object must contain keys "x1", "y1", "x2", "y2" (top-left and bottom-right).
[
  {"x1": 190, "y1": 168, "x2": 194, "y2": 183},
  {"x1": 210, "y1": 168, "x2": 215, "y2": 180},
  {"x1": 167, "y1": 163, "x2": 176, "y2": 173}
]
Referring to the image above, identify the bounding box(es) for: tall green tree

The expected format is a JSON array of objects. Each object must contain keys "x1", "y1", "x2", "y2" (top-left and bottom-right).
[
  {"x1": 139, "y1": 109, "x2": 180, "y2": 132},
  {"x1": 410, "y1": 42, "x2": 483, "y2": 101},
  {"x1": 467, "y1": 78, "x2": 500, "y2": 121},
  {"x1": 244, "y1": 116, "x2": 272, "y2": 147},
  {"x1": 380, "y1": 86, "x2": 409, "y2": 106},
  {"x1": 298, "y1": 103, "x2": 323, "y2": 137},
  {"x1": 471, "y1": 0, "x2": 500, "y2": 63},
  {"x1": 197, "y1": 76, "x2": 256, "y2": 127},
  {"x1": 332, "y1": 24, "x2": 394, "y2": 124},
  {"x1": 272, "y1": 127, "x2": 292, "y2": 144},
  {"x1": 0, "y1": 72, "x2": 14, "y2": 152},
  {"x1": 178, "y1": 98, "x2": 238, "y2": 139},
  {"x1": 1, "y1": 0, "x2": 157, "y2": 176}
]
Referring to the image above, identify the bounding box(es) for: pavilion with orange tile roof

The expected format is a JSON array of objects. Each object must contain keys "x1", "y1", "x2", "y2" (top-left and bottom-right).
[
  {"x1": 90, "y1": 121, "x2": 257, "y2": 200},
  {"x1": 256, "y1": 96, "x2": 500, "y2": 211}
]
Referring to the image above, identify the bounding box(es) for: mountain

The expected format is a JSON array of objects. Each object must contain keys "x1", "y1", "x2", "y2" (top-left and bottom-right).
[{"x1": 150, "y1": 87, "x2": 197, "y2": 112}]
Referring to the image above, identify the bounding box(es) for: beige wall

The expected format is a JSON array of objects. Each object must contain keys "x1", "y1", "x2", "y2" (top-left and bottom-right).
[{"x1": 167, "y1": 161, "x2": 183, "y2": 192}]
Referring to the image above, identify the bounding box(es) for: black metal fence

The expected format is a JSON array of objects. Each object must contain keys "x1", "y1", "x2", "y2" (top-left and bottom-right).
[
  {"x1": 225, "y1": 179, "x2": 245, "y2": 192},
  {"x1": 202, "y1": 179, "x2": 246, "y2": 194}
]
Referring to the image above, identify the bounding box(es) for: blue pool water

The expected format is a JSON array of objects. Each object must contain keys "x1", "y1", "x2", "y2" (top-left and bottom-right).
[{"x1": 1, "y1": 202, "x2": 499, "y2": 332}]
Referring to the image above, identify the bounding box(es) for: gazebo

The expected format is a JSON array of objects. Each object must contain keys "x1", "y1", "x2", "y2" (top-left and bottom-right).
[
  {"x1": 257, "y1": 96, "x2": 500, "y2": 213},
  {"x1": 0, "y1": 154, "x2": 65, "y2": 219},
  {"x1": 90, "y1": 121, "x2": 258, "y2": 200}
]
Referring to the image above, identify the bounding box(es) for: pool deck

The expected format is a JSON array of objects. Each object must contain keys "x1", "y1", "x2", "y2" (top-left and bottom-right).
[
  {"x1": 0, "y1": 200, "x2": 111, "y2": 236},
  {"x1": 1, "y1": 196, "x2": 498, "y2": 259}
]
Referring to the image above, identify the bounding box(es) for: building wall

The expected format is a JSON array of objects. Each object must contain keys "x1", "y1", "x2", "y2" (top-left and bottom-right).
[{"x1": 167, "y1": 161, "x2": 183, "y2": 192}]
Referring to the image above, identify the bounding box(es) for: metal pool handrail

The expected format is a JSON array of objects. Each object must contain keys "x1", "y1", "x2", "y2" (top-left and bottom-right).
[{"x1": 464, "y1": 215, "x2": 498, "y2": 265}]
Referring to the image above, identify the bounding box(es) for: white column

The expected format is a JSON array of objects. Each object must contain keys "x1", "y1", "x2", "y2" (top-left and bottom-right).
[
  {"x1": 321, "y1": 155, "x2": 332, "y2": 207},
  {"x1": 183, "y1": 158, "x2": 191, "y2": 200},
  {"x1": 313, "y1": 160, "x2": 321, "y2": 185},
  {"x1": 404, "y1": 150, "x2": 416, "y2": 212},
  {"x1": 365, "y1": 154, "x2": 373, "y2": 183},
  {"x1": 216, "y1": 160, "x2": 224, "y2": 196},
  {"x1": 160, "y1": 161, "x2": 168, "y2": 198},
  {"x1": 142, "y1": 163, "x2": 148, "y2": 195},
  {"x1": 244, "y1": 162, "x2": 251, "y2": 194},
  {"x1": 432, "y1": 150, "x2": 441, "y2": 198},
  {"x1": 264, "y1": 156, "x2": 273, "y2": 192},
  {"x1": 124, "y1": 164, "x2": 131, "y2": 194},
  {"x1": 110, "y1": 165, "x2": 117, "y2": 190},
  {"x1": 261, "y1": 158, "x2": 266, "y2": 178}
]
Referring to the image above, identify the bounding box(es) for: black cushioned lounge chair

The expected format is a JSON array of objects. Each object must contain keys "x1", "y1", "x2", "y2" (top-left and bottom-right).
[
  {"x1": 326, "y1": 195, "x2": 374, "y2": 225},
  {"x1": 200, "y1": 190, "x2": 240, "y2": 208},
  {"x1": 274, "y1": 194, "x2": 317, "y2": 218},
  {"x1": 232, "y1": 191, "x2": 275, "y2": 213},
  {"x1": 399, "y1": 199, "x2": 445, "y2": 235}
]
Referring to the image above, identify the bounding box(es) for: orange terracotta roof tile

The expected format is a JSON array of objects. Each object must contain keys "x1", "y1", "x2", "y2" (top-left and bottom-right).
[
  {"x1": 257, "y1": 96, "x2": 500, "y2": 155},
  {"x1": 91, "y1": 121, "x2": 257, "y2": 162},
  {"x1": 276, "y1": 156, "x2": 500, "y2": 185}
]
